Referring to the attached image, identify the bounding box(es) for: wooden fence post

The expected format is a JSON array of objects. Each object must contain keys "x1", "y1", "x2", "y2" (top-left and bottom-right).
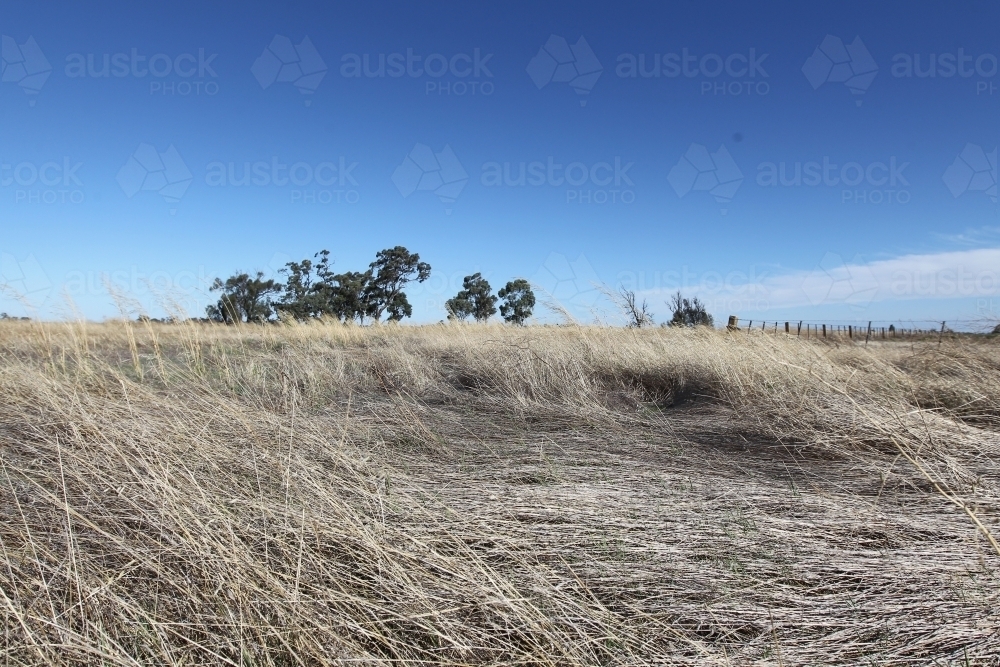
[
  {"x1": 822, "y1": 324, "x2": 826, "y2": 337},
  {"x1": 785, "y1": 322, "x2": 789, "y2": 334}
]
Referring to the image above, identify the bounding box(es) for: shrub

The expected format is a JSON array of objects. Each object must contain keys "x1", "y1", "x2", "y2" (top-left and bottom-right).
[{"x1": 668, "y1": 291, "x2": 713, "y2": 327}]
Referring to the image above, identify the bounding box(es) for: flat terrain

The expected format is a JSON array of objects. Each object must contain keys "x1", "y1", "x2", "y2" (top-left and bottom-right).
[{"x1": 0, "y1": 321, "x2": 998, "y2": 664}]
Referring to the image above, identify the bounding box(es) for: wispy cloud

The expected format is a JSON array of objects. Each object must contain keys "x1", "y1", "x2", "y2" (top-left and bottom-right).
[
  {"x1": 636, "y1": 247, "x2": 1000, "y2": 311},
  {"x1": 933, "y1": 225, "x2": 1000, "y2": 248}
]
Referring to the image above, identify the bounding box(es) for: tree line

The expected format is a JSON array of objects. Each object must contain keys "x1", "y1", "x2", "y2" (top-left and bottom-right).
[
  {"x1": 206, "y1": 246, "x2": 536, "y2": 325},
  {"x1": 206, "y1": 244, "x2": 713, "y2": 327}
]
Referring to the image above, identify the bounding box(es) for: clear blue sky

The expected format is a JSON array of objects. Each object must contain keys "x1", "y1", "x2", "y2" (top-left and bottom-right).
[{"x1": 1, "y1": 0, "x2": 998, "y2": 328}]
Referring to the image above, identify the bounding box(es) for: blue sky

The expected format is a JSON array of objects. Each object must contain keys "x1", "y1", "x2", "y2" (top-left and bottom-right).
[{"x1": 1, "y1": 0, "x2": 997, "y2": 328}]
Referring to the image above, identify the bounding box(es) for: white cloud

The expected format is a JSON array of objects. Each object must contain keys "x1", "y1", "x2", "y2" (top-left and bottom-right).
[{"x1": 636, "y1": 247, "x2": 1000, "y2": 311}]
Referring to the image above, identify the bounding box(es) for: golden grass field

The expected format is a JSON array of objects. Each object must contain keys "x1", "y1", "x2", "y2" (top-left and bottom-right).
[{"x1": 0, "y1": 319, "x2": 998, "y2": 665}]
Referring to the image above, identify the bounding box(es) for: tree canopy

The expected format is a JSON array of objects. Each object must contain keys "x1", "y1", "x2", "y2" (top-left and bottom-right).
[
  {"x1": 208, "y1": 246, "x2": 433, "y2": 325},
  {"x1": 206, "y1": 271, "x2": 281, "y2": 323},
  {"x1": 446, "y1": 273, "x2": 497, "y2": 322},
  {"x1": 497, "y1": 279, "x2": 535, "y2": 325},
  {"x1": 278, "y1": 250, "x2": 371, "y2": 322},
  {"x1": 363, "y1": 246, "x2": 431, "y2": 322}
]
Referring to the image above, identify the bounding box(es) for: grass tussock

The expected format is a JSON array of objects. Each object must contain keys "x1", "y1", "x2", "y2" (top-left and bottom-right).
[{"x1": 0, "y1": 319, "x2": 998, "y2": 664}]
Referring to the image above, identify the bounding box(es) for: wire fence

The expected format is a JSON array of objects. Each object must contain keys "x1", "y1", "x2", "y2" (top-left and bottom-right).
[{"x1": 726, "y1": 316, "x2": 999, "y2": 342}]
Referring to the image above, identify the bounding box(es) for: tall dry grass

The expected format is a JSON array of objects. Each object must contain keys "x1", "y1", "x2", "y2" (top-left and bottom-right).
[{"x1": 0, "y1": 319, "x2": 998, "y2": 664}]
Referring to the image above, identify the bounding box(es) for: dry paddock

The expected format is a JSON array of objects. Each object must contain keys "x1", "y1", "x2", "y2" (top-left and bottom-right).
[{"x1": 0, "y1": 320, "x2": 998, "y2": 665}]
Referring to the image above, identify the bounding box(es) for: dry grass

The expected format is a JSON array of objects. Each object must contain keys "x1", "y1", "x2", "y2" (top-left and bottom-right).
[{"x1": 0, "y1": 319, "x2": 998, "y2": 665}]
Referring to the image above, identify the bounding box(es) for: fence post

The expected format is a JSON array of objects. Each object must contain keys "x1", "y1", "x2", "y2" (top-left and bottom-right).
[
  {"x1": 822, "y1": 324, "x2": 826, "y2": 337},
  {"x1": 785, "y1": 322, "x2": 789, "y2": 334},
  {"x1": 864, "y1": 321, "x2": 872, "y2": 346},
  {"x1": 849, "y1": 325, "x2": 853, "y2": 339},
  {"x1": 727, "y1": 315, "x2": 739, "y2": 331}
]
